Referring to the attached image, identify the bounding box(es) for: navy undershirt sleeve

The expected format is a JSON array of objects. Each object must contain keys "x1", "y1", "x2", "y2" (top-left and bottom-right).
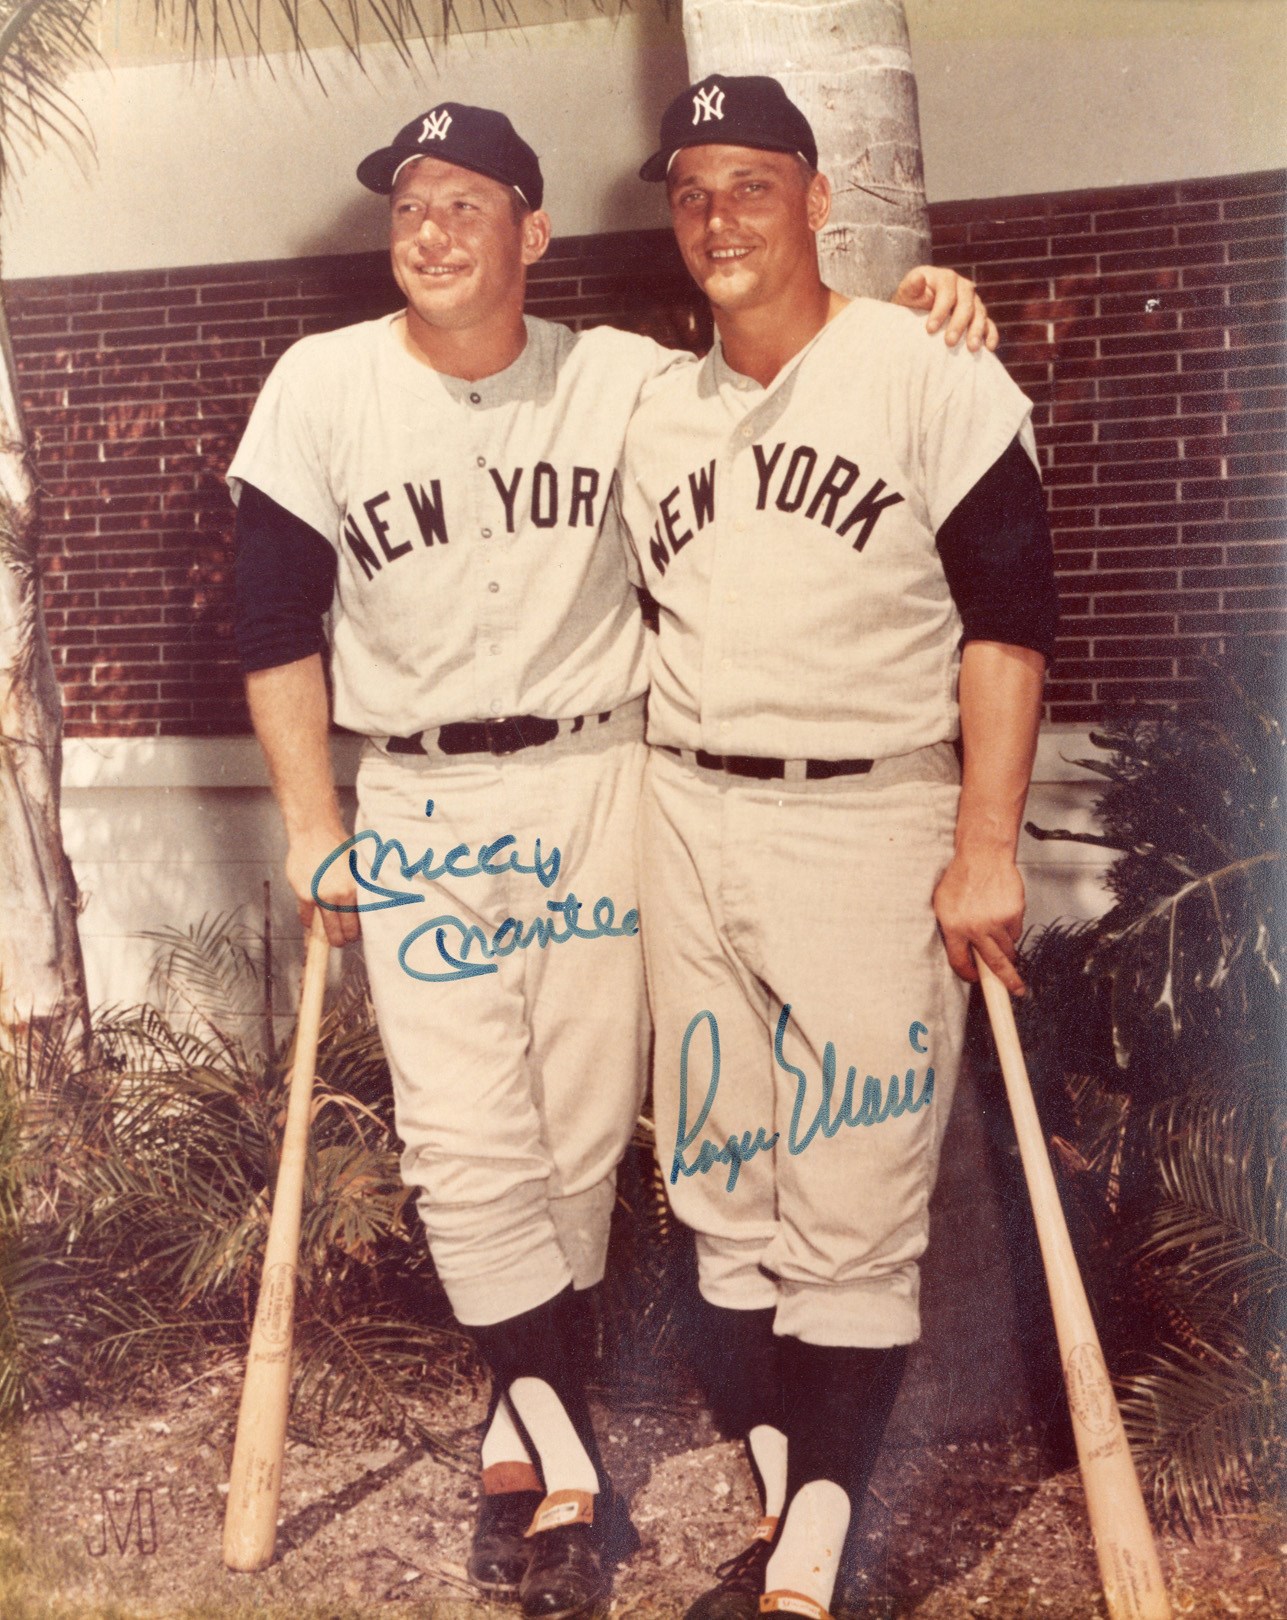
[
  {"x1": 935, "y1": 435, "x2": 1059, "y2": 662},
  {"x1": 234, "y1": 482, "x2": 338, "y2": 674}
]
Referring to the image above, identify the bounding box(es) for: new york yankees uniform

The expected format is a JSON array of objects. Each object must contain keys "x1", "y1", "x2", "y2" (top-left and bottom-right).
[
  {"x1": 621, "y1": 296, "x2": 1055, "y2": 1346},
  {"x1": 231, "y1": 310, "x2": 686, "y2": 1326}
]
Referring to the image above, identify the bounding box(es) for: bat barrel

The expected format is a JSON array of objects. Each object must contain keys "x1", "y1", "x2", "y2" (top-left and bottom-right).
[
  {"x1": 222, "y1": 916, "x2": 331, "y2": 1571},
  {"x1": 976, "y1": 958, "x2": 1172, "y2": 1620}
]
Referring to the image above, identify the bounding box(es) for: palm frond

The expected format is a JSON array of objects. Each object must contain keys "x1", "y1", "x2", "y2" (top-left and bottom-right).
[
  {"x1": 0, "y1": 0, "x2": 97, "y2": 191},
  {"x1": 1087, "y1": 850, "x2": 1285, "y2": 1068},
  {"x1": 1133, "y1": 1091, "x2": 1286, "y2": 1343},
  {"x1": 970, "y1": 652, "x2": 1287, "y2": 1531},
  {"x1": 292, "y1": 1309, "x2": 470, "y2": 1452},
  {"x1": 1120, "y1": 1337, "x2": 1285, "y2": 1532},
  {"x1": 598, "y1": 1119, "x2": 698, "y2": 1399}
]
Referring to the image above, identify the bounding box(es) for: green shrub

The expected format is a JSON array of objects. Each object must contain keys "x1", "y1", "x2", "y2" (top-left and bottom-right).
[
  {"x1": 984, "y1": 649, "x2": 1286, "y2": 1530},
  {"x1": 1, "y1": 916, "x2": 469, "y2": 1452}
]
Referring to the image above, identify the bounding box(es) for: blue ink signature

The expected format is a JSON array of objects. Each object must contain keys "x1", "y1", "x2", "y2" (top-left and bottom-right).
[
  {"x1": 311, "y1": 825, "x2": 562, "y2": 912},
  {"x1": 398, "y1": 894, "x2": 638, "y2": 984},
  {"x1": 671, "y1": 1008, "x2": 935, "y2": 1193},
  {"x1": 309, "y1": 809, "x2": 635, "y2": 985}
]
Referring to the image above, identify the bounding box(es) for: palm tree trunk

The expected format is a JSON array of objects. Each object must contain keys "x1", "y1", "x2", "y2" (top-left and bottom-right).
[
  {"x1": 682, "y1": 0, "x2": 931, "y2": 297},
  {"x1": 0, "y1": 275, "x2": 90, "y2": 1051}
]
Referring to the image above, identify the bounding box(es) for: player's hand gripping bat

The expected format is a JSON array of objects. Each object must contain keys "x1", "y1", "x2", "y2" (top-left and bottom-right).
[
  {"x1": 974, "y1": 954, "x2": 1172, "y2": 1620},
  {"x1": 222, "y1": 913, "x2": 330, "y2": 1571}
]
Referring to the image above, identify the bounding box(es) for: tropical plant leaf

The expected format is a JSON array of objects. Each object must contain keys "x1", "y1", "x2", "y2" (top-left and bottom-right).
[
  {"x1": 1120, "y1": 1337, "x2": 1285, "y2": 1533},
  {"x1": 292, "y1": 1309, "x2": 470, "y2": 1452},
  {"x1": 1087, "y1": 850, "x2": 1284, "y2": 1069},
  {"x1": 0, "y1": 0, "x2": 97, "y2": 191},
  {"x1": 1132, "y1": 1091, "x2": 1286, "y2": 1344}
]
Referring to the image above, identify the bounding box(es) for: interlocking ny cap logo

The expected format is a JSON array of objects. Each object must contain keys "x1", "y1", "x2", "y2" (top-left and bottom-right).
[
  {"x1": 691, "y1": 85, "x2": 726, "y2": 124},
  {"x1": 419, "y1": 108, "x2": 453, "y2": 143}
]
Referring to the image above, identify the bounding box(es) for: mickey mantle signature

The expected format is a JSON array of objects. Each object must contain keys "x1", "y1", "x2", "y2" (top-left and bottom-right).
[{"x1": 309, "y1": 802, "x2": 636, "y2": 984}]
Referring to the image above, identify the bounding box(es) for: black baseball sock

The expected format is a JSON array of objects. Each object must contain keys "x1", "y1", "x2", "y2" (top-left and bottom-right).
[
  {"x1": 695, "y1": 1299, "x2": 782, "y2": 1439},
  {"x1": 472, "y1": 1285, "x2": 606, "y2": 1494},
  {"x1": 764, "y1": 1338, "x2": 907, "y2": 1610},
  {"x1": 780, "y1": 1338, "x2": 907, "y2": 1502},
  {"x1": 692, "y1": 1300, "x2": 787, "y2": 1525}
]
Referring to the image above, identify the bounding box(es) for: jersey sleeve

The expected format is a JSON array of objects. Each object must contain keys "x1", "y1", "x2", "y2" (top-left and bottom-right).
[
  {"x1": 636, "y1": 337, "x2": 700, "y2": 404},
  {"x1": 234, "y1": 482, "x2": 338, "y2": 674},
  {"x1": 226, "y1": 342, "x2": 339, "y2": 542},
  {"x1": 935, "y1": 434, "x2": 1059, "y2": 661},
  {"x1": 918, "y1": 344, "x2": 1034, "y2": 534}
]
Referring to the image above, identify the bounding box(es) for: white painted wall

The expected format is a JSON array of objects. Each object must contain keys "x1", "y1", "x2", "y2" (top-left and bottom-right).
[
  {"x1": 3, "y1": 1, "x2": 1284, "y2": 279},
  {"x1": 61, "y1": 727, "x2": 1115, "y2": 1009}
]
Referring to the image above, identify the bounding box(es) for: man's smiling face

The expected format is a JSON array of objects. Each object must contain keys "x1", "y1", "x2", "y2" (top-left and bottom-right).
[
  {"x1": 666, "y1": 144, "x2": 831, "y2": 317},
  {"x1": 389, "y1": 156, "x2": 546, "y2": 343}
]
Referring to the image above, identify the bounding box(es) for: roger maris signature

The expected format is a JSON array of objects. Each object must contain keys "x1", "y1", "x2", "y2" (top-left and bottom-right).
[
  {"x1": 310, "y1": 802, "x2": 636, "y2": 984},
  {"x1": 671, "y1": 1010, "x2": 935, "y2": 1192}
]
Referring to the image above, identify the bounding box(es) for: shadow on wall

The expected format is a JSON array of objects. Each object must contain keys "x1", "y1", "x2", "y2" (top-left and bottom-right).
[{"x1": 293, "y1": 189, "x2": 392, "y2": 264}]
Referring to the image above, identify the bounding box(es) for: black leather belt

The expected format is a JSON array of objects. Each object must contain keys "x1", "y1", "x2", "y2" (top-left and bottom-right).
[
  {"x1": 386, "y1": 711, "x2": 613, "y2": 758},
  {"x1": 659, "y1": 746, "x2": 874, "y2": 781}
]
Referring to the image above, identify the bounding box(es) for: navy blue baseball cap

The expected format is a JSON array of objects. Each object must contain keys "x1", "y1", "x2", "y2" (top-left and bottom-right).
[
  {"x1": 357, "y1": 102, "x2": 544, "y2": 210},
  {"x1": 640, "y1": 74, "x2": 818, "y2": 182}
]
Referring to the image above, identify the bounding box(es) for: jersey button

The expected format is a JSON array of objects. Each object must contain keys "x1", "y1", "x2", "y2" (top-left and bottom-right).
[
  {"x1": 476, "y1": 455, "x2": 486, "y2": 468},
  {"x1": 489, "y1": 699, "x2": 502, "y2": 715},
  {"x1": 487, "y1": 581, "x2": 500, "y2": 593},
  {"x1": 481, "y1": 527, "x2": 493, "y2": 539},
  {"x1": 740, "y1": 425, "x2": 753, "y2": 440},
  {"x1": 470, "y1": 392, "x2": 482, "y2": 404}
]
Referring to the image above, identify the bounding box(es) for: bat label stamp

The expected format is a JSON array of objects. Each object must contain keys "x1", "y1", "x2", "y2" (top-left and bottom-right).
[
  {"x1": 255, "y1": 1263, "x2": 296, "y2": 1346},
  {"x1": 1064, "y1": 1341, "x2": 1116, "y2": 1436}
]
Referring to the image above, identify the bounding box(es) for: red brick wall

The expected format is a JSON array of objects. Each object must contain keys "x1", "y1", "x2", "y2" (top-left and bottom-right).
[
  {"x1": 931, "y1": 170, "x2": 1286, "y2": 720},
  {"x1": 8, "y1": 169, "x2": 1283, "y2": 737}
]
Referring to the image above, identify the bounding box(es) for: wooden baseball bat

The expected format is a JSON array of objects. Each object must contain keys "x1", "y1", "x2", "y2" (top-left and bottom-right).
[
  {"x1": 975, "y1": 954, "x2": 1172, "y2": 1620},
  {"x1": 223, "y1": 913, "x2": 331, "y2": 1571}
]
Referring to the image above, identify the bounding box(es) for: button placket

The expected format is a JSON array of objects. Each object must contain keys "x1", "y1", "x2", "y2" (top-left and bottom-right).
[
  {"x1": 469, "y1": 413, "x2": 509, "y2": 711},
  {"x1": 700, "y1": 426, "x2": 750, "y2": 749}
]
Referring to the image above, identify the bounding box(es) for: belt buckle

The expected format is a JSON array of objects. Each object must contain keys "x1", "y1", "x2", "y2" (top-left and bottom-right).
[{"x1": 484, "y1": 717, "x2": 525, "y2": 756}]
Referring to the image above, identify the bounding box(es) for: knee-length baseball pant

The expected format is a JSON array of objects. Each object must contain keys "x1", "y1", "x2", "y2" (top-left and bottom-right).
[
  {"x1": 637, "y1": 742, "x2": 969, "y2": 1348},
  {"x1": 354, "y1": 707, "x2": 649, "y2": 1328}
]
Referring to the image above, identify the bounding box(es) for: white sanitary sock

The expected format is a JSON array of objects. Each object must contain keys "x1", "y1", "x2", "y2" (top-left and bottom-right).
[
  {"x1": 748, "y1": 1423, "x2": 788, "y2": 1520},
  {"x1": 764, "y1": 1479, "x2": 850, "y2": 1612},
  {"x1": 507, "y1": 1376, "x2": 599, "y2": 1496},
  {"x1": 481, "y1": 1397, "x2": 534, "y2": 1470}
]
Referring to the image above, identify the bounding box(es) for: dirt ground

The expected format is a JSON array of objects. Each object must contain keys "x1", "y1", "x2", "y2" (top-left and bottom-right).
[{"x1": 3, "y1": 1365, "x2": 1283, "y2": 1620}]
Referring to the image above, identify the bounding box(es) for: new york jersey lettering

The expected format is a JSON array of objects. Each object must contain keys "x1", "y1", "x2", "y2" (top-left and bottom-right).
[
  {"x1": 646, "y1": 443, "x2": 906, "y2": 576},
  {"x1": 343, "y1": 463, "x2": 606, "y2": 580}
]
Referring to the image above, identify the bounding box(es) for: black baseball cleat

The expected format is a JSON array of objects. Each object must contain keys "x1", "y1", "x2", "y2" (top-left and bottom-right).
[
  {"x1": 468, "y1": 1488, "x2": 544, "y2": 1595},
  {"x1": 518, "y1": 1488, "x2": 640, "y2": 1620},
  {"x1": 520, "y1": 1519, "x2": 607, "y2": 1619},
  {"x1": 684, "y1": 1531, "x2": 776, "y2": 1620}
]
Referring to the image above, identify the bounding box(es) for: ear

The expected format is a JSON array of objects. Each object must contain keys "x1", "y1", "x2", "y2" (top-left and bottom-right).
[
  {"x1": 806, "y1": 171, "x2": 832, "y2": 234},
  {"x1": 521, "y1": 210, "x2": 552, "y2": 266}
]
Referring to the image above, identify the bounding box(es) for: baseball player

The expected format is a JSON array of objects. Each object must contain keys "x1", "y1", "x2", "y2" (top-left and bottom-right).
[
  {"x1": 622, "y1": 76, "x2": 1059, "y2": 1620},
  {"x1": 229, "y1": 96, "x2": 999, "y2": 1620}
]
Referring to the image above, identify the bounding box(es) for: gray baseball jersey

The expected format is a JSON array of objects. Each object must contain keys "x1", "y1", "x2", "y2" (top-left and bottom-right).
[
  {"x1": 230, "y1": 312, "x2": 686, "y2": 738},
  {"x1": 620, "y1": 297, "x2": 1036, "y2": 761}
]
